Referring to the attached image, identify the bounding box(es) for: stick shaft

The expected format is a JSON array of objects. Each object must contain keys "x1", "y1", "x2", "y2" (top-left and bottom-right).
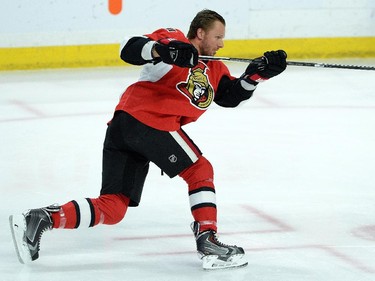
[{"x1": 198, "y1": 55, "x2": 375, "y2": 71}]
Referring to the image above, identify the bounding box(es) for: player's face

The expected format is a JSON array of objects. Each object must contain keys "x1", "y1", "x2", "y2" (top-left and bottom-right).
[{"x1": 199, "y1": 21, "x2": 225, "y2": 56}]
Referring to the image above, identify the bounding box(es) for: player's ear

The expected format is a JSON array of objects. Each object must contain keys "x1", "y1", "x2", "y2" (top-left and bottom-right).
[{"x1": 196, "y1": 28, "x2": 205, "y2": 40}]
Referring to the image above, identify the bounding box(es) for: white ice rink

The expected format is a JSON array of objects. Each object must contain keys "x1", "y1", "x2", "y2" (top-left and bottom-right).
[{"x1": 1, "y1": 60, "x2": 375, "y2": 281}]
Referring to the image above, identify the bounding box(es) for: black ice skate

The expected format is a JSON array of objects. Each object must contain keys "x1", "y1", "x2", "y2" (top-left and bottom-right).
[
  {"x1": 191, "y1": 221, "x2": 248, "y2": 270},
  {"x1": 9, "y1": 205, "x2": 59, "y2": 264}
]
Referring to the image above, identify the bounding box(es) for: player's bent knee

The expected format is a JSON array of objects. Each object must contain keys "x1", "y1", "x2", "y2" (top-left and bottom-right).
[
  {"x1": 179, "y1": 156, "x2": 214, "y2": 189},
  {"x1": 96, "y1": 194, "x2": 130, "y2": 225}
]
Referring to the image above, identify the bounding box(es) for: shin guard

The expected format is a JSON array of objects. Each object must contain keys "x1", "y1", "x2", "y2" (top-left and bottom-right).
[
  {"x1": 179, "y1": 156, "x2": 217, "y2": 232},
  {"x1": 51, "y1": 194, "x2": 130, "y2": 229}
]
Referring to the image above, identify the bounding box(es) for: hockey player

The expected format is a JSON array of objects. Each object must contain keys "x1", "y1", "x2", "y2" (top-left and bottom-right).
[{"x1": 9, "y1": 9, "x2": 287, "y2": 269}]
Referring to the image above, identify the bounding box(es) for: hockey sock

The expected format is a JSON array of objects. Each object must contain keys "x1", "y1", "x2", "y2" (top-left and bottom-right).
[
  {"x1": 51, "y1": 193, "x2": 130, "y2": 229},
  {"x1": 179, "y1": 156, "x2": 217, "y2": 233}
]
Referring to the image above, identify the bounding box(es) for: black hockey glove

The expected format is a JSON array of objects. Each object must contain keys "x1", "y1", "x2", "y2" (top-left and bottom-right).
[
  {"x1": 154, "y1": 39, "x2": 198, "y2": 68},
  {"x1": 244, "y1": 50, "x2": 287, "y2": 83}
]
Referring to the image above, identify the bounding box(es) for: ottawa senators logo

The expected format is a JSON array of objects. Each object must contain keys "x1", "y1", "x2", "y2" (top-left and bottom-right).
[{"x1": 177, "y1": 64, "x2": 214, "y2": 109}]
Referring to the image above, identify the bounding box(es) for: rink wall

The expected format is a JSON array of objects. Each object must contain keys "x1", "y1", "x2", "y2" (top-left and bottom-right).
[{"x1": 0, "y1": 0, "x2": 374, "y2": 70}]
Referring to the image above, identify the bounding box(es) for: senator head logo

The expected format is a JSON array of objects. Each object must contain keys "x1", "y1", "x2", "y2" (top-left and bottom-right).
[{"x1": 177, "y1": 65, "x2": 214, "y2": 109}]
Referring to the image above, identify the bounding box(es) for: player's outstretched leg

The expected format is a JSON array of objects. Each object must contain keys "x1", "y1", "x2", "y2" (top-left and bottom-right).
[
  {"x1": 9, "y1": 194, "x2": 130, "y2": 264},
  {"x1": 191, "y1": 221, "x2": 248, "y2": 270},
  {"x1": 9, "y1": 205, "x2": 59, "y2": 264}
]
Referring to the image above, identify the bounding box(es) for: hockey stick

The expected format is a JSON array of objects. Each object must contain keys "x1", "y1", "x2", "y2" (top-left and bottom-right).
[{"x1": 199, "y1": 55, "x2": 375, "y2": 71}]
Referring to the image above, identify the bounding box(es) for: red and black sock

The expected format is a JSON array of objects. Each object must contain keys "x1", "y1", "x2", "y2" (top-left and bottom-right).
[{"x1": 51, "y1": 193, "x2": 130, "y2": 229}]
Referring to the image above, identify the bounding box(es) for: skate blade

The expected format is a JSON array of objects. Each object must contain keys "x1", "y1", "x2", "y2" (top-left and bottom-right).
[
  {"x1": 202, "y1": 254, "x2": 248, "y2": 270},
  {"x1": 9, "y1": 215, "x2": 32, "y2": 264}
]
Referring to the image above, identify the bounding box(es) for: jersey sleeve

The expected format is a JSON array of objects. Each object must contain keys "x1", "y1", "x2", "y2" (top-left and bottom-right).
[
  {"x1": 119, "y1": 28, "x2": 189, "y2": 66},
  {"x1": 120, "y1": 36, "x2": 155, "y2": 65},
  {"x1": 214, "y1": 75, "x2": 257, "y2": 108}
]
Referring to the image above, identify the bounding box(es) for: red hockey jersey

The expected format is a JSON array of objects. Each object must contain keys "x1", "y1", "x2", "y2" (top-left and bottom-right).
[{"x1": 115, "y1": 28, "x2": 235, "y2": 131}]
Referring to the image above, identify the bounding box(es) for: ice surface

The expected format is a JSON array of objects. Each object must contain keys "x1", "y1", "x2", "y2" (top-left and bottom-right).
[{"x1": 1, "y1": 60, "x2": 375, "y2": 281}]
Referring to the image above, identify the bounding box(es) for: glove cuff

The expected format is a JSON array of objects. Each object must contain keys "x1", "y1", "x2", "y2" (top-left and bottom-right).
[
  {"x1": 247, "y1": 73, "x2": 269, "y2": 82},
  {"x1": 240, "y1": 79, "x2": 257, "y2": 91}
]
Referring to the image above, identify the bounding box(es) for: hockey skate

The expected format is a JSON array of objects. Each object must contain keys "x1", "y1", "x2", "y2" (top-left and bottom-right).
[
  {"x1": 191, "y1": 221, "x2": 248, "y2": 270},
  {"x1": 9, "y1": 205, "x2": 59, "y2": 264}
]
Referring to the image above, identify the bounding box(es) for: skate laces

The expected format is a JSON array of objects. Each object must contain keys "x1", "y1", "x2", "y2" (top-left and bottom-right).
[
  {"x1": 36, "y1": 225, "x2": 51, "y2": 252},
  {"x1": 209, "y1": 231, "x2": 236, "y2": 249},
  {"x1": 25, "y1": 209, "x2": 52, "y2": 249}
]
